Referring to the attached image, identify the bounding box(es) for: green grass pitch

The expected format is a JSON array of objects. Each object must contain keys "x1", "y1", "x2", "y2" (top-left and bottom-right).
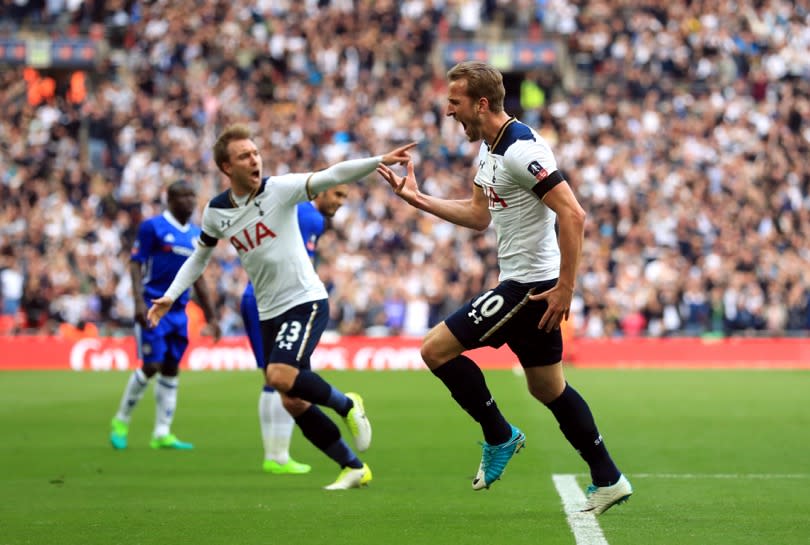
[{"x1": 1, "y1": 368, "x2": 808, "y2": 545}]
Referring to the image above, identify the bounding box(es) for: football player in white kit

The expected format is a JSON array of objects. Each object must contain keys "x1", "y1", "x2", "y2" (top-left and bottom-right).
[
  {"x1": 147, "y1": 124, "x2": 415, "y2": 490},
  {"x1": 377, "y1": 61, "x2": 632, "y2": 514}
]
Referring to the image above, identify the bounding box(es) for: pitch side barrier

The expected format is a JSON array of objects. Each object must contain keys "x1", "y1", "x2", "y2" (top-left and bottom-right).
[{"x1": 0, "y1": 336, "x2": 808, "y2": 371}]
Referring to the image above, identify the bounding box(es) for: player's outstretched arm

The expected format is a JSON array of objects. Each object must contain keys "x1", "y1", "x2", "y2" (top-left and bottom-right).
[
  {"x1": 380, "y1": 142, "x2": 417, "y2": 165},
  {"x1": 307, "y1": 142, "x2": 417, "y2": 198},
  {"x1": 377, "y1": 161, "x2": 491, "y2": 231}
]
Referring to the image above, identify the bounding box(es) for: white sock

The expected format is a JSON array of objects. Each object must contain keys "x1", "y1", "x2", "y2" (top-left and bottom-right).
[
  {"x1": 259, "y1": 390, "x2": 295, "y2": 463},
  {"x1": 153, "y1": 374, "x2": 179, "y2": 438},
  {"x1": 114, "y1": 368, "x2": 150, "y2": 422}
]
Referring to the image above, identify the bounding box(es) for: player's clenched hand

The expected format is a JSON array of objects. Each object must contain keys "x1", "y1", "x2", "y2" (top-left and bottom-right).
[
  {"x1": 377, "y1": 161, "x2": 419, "y2": 202},
  {"x1": 146, "y1": 296, "x2": 174, "y2": 328},
  {"x1": 529, "y1": 283, "x2": 573, "y2": 332},
  {"x1": 380, "y1": 142, "x2": 417, "y2": 165}
]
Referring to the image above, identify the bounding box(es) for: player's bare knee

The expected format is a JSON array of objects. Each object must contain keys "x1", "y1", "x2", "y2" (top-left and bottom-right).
[
  {"x1": 420, "y1": 341, "x2": 445, "y2": 370},
  {"x1": 421, "y1": 336, "x2": 462, "y2": 370},
  {"x1": 420, "y1": 322, "x2": 465, "y2": 370},
  {"x1": 265, "y1": 363, "x2": 297, "y2": 392}
]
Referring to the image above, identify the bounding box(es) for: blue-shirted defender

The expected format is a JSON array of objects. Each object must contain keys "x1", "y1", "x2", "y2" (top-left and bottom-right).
[{"x1": 110, "y1": 180, "x2": 220, "y2": 451}]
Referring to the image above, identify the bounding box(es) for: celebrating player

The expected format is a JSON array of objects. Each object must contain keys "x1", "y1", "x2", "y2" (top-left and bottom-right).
[
  {"x1": 148, "y1": 124, "x2": 414, "y2": 489},
  {"x1": 377, "y1": 61, "x2": 632, "y2": 514},
  {"x1": 241, "y1": 184, "x2": 349, "y2": 475}
]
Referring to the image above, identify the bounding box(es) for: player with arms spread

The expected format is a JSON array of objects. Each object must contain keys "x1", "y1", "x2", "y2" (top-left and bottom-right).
[
  {"x1": 378, "y1": 61, "x2": 632, "y2": 514},
  {"x1": 148, "y1": 124, "x2": 414, "y2": 489},
  {"x1": 242, "y1": 184, "x2": 349, "y2": 475}
]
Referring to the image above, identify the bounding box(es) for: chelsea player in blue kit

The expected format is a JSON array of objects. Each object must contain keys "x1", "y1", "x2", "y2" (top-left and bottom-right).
[
  {"x1": 241, "y1": 185, "x2": 349, "y2": 475},
  {"x1": 110, "y1": 180, "x2": 220, "y2": 450}
]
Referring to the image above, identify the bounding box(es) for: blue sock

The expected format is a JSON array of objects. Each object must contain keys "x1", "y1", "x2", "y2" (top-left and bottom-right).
[
  {"x1": 287, "y1": 370, "x2": 352, "y2": 415},
  {"x1": 545, "y1": 383, "x2": 620, "y2": 486},
  {"x1": 325, "y1": 440, "x2": 363, "y2": 469},
  {"x1": 294, "y1": 406, "x2": 361, "y2": 468}
]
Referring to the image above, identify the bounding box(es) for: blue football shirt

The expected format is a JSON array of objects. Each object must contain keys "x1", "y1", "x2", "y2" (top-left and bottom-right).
[
  {"x1": 131, "y1": 211, "x2": 201, "y2": 309},
  {"x1": 297, "y1": 200, "x2": 326, "y2": 260}
]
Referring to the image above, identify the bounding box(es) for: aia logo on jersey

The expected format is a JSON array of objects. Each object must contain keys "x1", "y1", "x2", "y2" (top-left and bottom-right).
[
  {"x1": 527, "y1": 160, "x2": 548, "y2": 181},
  {"x1": 230, "y1": 221, "x2": 277, "y2": 253},
  {"x1": 482, "y1": 185, "x2": 508, "y2": 209}
]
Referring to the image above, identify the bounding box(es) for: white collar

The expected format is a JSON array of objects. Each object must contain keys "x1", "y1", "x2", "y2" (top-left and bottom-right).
[{"x1": 162, "y1": 210, "x2": 191, "y2": 232}]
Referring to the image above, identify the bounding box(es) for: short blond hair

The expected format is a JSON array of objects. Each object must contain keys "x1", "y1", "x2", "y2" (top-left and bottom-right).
[
  {"x1": 212, "y1": 124, "x2": 253, "y2": 174},
  {"x1": 447, "y1": 61, "x2": 505, "y2": 113}
]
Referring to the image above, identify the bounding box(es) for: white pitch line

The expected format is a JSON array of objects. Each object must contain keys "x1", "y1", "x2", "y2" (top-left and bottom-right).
[
  {"x1": 552, "y1": 474, "x2": 609, "y2": 545},
  {"x1": 567, "y1": 472, "x2": 810, "y2": 479},
  {"x1": 633, "y1": 473, "x2": 810, "y2": 479},
  {"x1": 552, "y1": 472, "x2": 809, "y2": 545}
]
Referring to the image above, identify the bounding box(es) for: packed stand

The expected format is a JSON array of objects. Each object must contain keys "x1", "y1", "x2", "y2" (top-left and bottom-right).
[{"x1": 0, "y1": 0, "x2": 807, "y2": 340}]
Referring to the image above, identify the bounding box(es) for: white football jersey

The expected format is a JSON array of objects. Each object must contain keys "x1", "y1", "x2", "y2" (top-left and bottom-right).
[
  {"x1": 200, "y1": 174, "x2": 327, "y2": 320},
  {"x1": 474, "y1": 118, "x2": 563, "y2": 282}
]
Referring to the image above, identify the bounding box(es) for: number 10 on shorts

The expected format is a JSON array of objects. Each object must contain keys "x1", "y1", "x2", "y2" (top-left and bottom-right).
[{"x1": 468, "y1": 291, "x2": 504, "y2": 325}]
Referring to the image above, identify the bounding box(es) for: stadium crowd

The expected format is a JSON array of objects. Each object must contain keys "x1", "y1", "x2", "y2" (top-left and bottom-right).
[{"x1": 0, "y1": 0, "x2": 808, "y2": 339}]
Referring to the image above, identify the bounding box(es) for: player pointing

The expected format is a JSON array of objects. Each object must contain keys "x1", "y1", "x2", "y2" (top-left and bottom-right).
[
  {"x1": 242, "y1": 184, "x2": 349, "y2": 475},
  {"x1": 148, "y1": 124, "x2": 415, "y2": 489}
]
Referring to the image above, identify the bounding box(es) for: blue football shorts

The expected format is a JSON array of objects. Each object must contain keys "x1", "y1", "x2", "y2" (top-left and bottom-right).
[
  {"x1": 259, "y1": 299, "x2": 329, "y2": 370},
  {"x1": 240, "y1": 286, "x2": 264, "y2": 367},
  {"x1": 136, "y1": 305, "x2": 189, "y2": 368},
  {"x1": 444, "y1": 279, "x2": 563, "y2": 368}
]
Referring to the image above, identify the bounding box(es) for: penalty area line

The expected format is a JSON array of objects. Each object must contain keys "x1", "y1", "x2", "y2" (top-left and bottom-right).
[{"x1": 552, "y1": 474, "x2": 609, "y2": 545}]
